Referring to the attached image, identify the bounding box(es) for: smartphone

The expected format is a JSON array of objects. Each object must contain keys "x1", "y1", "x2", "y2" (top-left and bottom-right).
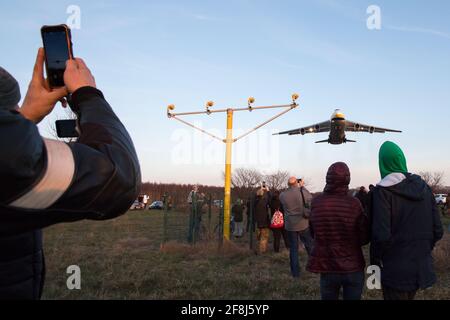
[
  {"x1": 55, "y1": 119, "x2": 79, "y2": 138},
  {"x1": 41, "y1": 24, "x2": 73, "y2": 88}
]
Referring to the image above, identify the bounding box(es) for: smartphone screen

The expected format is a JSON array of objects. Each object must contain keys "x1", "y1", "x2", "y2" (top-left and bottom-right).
[
  {"x1": 41, "y1": 25, "x2": 73, "y2": 88},
  {"x1": 55, "y1": 119, "x2": 79, "y2": 138}
]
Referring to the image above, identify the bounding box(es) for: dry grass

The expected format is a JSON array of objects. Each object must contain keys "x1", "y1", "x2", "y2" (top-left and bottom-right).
[
  {"x1": 41, "y1": 210, "x2": 450, "y2": 300},
  {"x1": 433, "y1": 233, "x2": 450, "y2": 272}
]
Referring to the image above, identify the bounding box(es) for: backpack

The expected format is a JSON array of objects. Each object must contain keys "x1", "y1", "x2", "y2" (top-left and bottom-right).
[{"x1": 270, "y1": 209, "x2": 284, "y2": 229}]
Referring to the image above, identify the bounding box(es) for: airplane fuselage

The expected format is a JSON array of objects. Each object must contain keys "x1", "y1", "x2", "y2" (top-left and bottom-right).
[{"x1": 328, "y1": 117, "x2": 346, "y2": 144}]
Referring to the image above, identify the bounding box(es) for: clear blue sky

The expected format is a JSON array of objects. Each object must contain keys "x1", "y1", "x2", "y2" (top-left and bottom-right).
[{"x1": 2, "y1": 0, "x2": 449, "y2": 191}]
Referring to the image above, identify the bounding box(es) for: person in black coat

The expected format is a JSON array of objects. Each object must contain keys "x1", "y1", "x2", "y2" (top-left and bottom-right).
[
  {"x1": 371, "y1": 141, "x2": 443, "y2": 300},
  {"x1": 232, "y1": 199, "x2": 244, "y2": 238},
  {"x1": 0, "y1": 50, "x2": 140, "y2": 299},
  {"x1": 0, "y1": 66, "x2": 46, "y2": 300},
  {"x1": 253, "y1": 189, "x2": 270, "y2": 254}
]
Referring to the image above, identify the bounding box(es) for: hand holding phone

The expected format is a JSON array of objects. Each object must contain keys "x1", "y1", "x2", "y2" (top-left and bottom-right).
[
  {"x1": 19, "y1": 48, "x2": 68, "y2": 123},
  {"x1": 64, "y1": 58, "x2": 96, "y2": 93}
]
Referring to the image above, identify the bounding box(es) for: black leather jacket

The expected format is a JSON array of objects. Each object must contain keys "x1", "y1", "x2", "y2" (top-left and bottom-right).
[{"x1": 0, "y1": 86, "x2": 141, "y2": 235}]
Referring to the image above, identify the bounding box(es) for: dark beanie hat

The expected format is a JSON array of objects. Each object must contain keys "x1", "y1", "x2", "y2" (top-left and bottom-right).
[{"x1": 0, "y1": 66, "x2": 21, "y2": 110}]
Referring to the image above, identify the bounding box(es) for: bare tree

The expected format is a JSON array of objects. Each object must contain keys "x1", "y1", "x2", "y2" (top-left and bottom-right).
[
  {"x1": 264, "y1": 170, "x2": 290, "y2": 191},
  {"x1": 230, "y1": 168, "x2": 263, "y2": 190},
  {"x1": 419, "y1": 171, "x2": 445, "y2": 192}
]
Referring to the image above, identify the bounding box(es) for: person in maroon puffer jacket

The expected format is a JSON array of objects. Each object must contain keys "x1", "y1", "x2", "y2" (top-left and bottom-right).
[{"x1": 307, "y1": 162, "x2": 369, "y2": 300}]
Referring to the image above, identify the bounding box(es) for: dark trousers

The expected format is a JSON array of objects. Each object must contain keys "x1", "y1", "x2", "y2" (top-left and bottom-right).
[
  {"x1": 288, "y1": 229, "x2": 313, "y2": 277},
  {"x1": 382, "y1": 286, "x2": 417, "y2": 300},
  {"x1": 320, "y1": 271, "x2": 365, "y2": 300},
  {"x1": 272, "y1": 228, "x2": 290, "y2": 252}
]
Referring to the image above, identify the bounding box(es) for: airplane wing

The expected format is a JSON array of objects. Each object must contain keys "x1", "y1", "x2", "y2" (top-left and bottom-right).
[
  {"x1": 345, "y1": 120, "x2": 402, "y2": 133},
  {"x1": 273, "y1": 120, "x2": 331, "y2": 135}
]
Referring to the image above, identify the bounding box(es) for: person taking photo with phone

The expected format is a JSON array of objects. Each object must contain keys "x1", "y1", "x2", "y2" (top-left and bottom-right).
[{"x1": 0, "y1": 47, "x2": 141, "y2": 300}]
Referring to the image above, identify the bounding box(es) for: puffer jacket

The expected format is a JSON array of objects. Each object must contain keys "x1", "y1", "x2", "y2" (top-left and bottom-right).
[
  {"x1": 0, "y1": 86, "x2": 141, "y2": 299},
  {"x1": 370, "y1": 173, "x2": 443, "y2": 291},
  {"x1": 307, "y1": 162, "x2": 369, "y2": 273}
]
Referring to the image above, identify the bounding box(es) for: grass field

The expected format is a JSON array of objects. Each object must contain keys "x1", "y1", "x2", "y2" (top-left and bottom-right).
[{"x1": 42, "y1": 210, "x2": 450, "y2": 300}]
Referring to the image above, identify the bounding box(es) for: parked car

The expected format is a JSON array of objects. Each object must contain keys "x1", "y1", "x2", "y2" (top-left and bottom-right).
[
  {"x1": 130, "y1": 200, "x2": 145, "y2": 210},
  {"x1": 148, "y1": 201, "x2": 164, "y2": 210},
  {"x1": 435, "y1": 194, "x2": 447, "y2": 205},
  {"x1": 213, "y1": 200, "x2": 223, "y2": 208}
]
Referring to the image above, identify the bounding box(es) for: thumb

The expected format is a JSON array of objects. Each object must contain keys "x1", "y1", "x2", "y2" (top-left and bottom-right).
[{"x1": 48, "y1": 86, "x2": 69, "y2": 101}]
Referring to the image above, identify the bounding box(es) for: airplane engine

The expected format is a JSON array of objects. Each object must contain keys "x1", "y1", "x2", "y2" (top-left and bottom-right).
[
  {"x1": 314, "y1": 124, "x2": 320, "y2": 131},
  {"x1": 369, "y1": 126, "x2": 375, "y2": 133},
  {"x1": 355, "y1": 123, "x2": 360, "y2": 130},
  {"x1": 300, "y1": 128, "x2": 306, "y2": 135}
]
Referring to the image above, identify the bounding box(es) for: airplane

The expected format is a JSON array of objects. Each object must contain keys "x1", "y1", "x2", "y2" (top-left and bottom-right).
[{"x1": 273, "y1": 109, "x2": 402, "y2": 144}]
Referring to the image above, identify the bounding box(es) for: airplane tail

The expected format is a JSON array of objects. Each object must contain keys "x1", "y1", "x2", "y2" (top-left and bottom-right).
[{"x1": 315, "y1": 139, "x2": 329, "y2": 144}]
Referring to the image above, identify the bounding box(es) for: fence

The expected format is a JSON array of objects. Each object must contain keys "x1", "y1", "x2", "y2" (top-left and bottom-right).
[{"x1": 157, "y1": 192, "x2": 260, "y2": 251}]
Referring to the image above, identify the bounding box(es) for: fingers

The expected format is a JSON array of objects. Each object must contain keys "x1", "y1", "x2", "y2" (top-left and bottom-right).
[
  {"x1": 75, "y1": 58, "x2": 89, "y2": 70},
  {"x1": 32, "y1": 48, "x2": 46, "y2": 86},
  {"x1": 66, "y1": 58, "x2": 88, "y2": 70},
  {"x1": 66, "y1": 58, "x2": 78, "y2": 71},
  {"x1": 49, "y1": 86, "x2": 69, "y2": 101}
]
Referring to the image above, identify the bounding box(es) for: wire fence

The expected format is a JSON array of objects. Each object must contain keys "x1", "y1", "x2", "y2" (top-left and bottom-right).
[{"x1": 156, "y1": 192, "x2": 261, "y2": 251}]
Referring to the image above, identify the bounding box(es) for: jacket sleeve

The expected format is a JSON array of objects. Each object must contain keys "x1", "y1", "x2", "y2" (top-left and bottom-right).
[
  {"x1": 50, "y1": 86, "x2": 141, "y2": 220},
  {"x1": 309, "y1": 198, "x2": 316, "y2": 239},
  {"x1": 430, "y1": 191, "x2": 444, "y2": 247},
  {"x1": 303, "y1": 188, "x2": 313, "y2": 208},
  {"x1": 370, "y1": 188, "x2": 392, "y2": 266}
]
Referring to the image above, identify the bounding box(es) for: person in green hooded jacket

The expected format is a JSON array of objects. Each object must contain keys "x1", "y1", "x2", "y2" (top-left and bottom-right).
[{"x1": 370, "y1": 141, "x2": 444, "y2": 300}]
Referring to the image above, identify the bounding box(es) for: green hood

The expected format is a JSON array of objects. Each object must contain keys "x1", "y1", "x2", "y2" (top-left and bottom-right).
[{"x1": 378, "y1": 141, "x2": 408, "y2": 179}]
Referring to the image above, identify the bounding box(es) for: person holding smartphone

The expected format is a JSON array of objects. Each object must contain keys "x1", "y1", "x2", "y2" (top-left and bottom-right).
[{"x1": 0, "y1": 46, "x2": 140, "y2": 299}]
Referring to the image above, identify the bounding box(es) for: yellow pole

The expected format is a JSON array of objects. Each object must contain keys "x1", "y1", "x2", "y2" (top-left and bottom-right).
[{"x1": 223, "y1": 109, "x2": 233, "y2": 240}]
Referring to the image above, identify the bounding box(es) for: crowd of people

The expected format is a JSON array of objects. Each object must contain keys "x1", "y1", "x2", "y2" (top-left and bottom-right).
[{"x1": 228, "y1": 141, "x2": 444, "y2": 300}]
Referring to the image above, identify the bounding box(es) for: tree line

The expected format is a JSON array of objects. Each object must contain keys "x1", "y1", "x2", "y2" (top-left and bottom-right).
[{"x1": 140, "y1": 170, "x2": 448, "y2": 210}]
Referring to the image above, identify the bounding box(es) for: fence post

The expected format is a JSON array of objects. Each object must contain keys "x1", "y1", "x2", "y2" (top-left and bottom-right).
[
  {"x1": 218, "y1": 199, "x2": 224, "y2": 248},
  {"x1": 162, "y1": 192, "x2": 168, "y2": 245},
  {"x1": 193, "y1": 193, "x2": 199, "y2": 245},
  {"x1": 249, "y1": 195, "x2": 254, "y2": 250},
  {"x1": 208, "y1": 194, "x2": 212, "y2": 234},
  {"x1": 187, "y1": 192, "x2": 195, "y2": 244}
]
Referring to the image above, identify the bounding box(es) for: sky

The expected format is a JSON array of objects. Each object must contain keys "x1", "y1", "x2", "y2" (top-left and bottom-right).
[{"x1": 1, "y1": 0, "x2": 450, "y2": 191}]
